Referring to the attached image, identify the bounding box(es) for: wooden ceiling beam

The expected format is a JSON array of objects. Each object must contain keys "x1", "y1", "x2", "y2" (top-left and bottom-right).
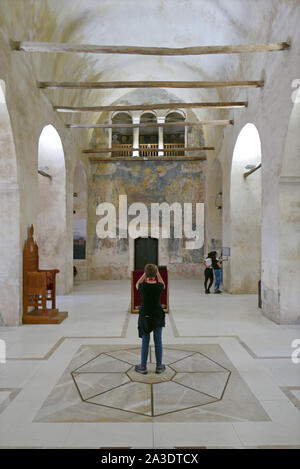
[
  {"x1": 54, "y1": 101, "x2": 248, "y2": 113},
  {"x1": 38, "y1": 80, "x2": 263, "y2": 90},
  {"x1": 11, "y1": 40, "x2": 290, "y2": 55},
  {"x1": 38, "y1": 169, "x2": 52, "y2": 180},
  {"x1": 89, "y1": 156, "x2": 207, "y2": 162},
  {"x1": 66, "y1": 120, "x2": 233, "y2": 129},
  {"x1": 243, "y1": 163, "x2": 262, "y2": 178},
  {"x1": 83, "y1": 146, "x2": 214, "y2": 154}
]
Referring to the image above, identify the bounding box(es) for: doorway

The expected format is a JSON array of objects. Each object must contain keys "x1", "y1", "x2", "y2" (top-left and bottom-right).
[{"x1": 134, "y1": 237, "x2": 158, "y2": 270}]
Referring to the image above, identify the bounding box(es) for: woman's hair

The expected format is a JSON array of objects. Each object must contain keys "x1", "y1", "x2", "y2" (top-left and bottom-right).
[
  {"x1": 144, "y1": 264, "x2": 157, "y2": 277},
  {"x1": 207, "y1": 251, "x2": 217, "y2": 261}
]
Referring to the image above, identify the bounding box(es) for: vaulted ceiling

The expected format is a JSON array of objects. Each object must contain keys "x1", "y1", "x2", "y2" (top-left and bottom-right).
[{"x1": 0, "y1": 0, "x2": 297, "y2": 148}]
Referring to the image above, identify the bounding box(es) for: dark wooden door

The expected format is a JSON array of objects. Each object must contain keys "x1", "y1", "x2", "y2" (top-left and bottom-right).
[{"x1": 134, "y1": 237, "x2": 158, "y2": 271}]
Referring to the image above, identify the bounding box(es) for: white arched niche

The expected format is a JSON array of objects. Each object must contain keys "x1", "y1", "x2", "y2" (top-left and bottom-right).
[
  {"x1": 0, "y1": 79, "x2": 21, "y2": 325},
  {"x1": 277, "y1": 89, "x2": 300, "y2": 323},
  {"x1": 164, "y1": 111, "x2": 186, "y2": 152},
  {"x1": 36, "y1": 125, "x2": 68, "y2": 294},
  {"x1": 73, "y1": 160, "x2": 88, "y2": 281},
  {"x1": 228, "y1": 123, "x2": 262, "y2": 293},
  {"x1": 111, "y1": 112, "x2": 133, "y2": 156},
  {"x1": 139, "y1": 112, "x2": 158, "y2": 148}
]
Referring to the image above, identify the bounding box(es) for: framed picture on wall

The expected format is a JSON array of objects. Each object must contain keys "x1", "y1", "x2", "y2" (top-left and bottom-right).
[
  {"x1": 221, "y1": 247, "x2": 230, "y2": 257},
  {"x1": 73, "y1": 219, "x2": 86, "y2": 259}
]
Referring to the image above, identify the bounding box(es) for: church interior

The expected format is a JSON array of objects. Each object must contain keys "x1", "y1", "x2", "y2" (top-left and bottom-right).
[{"x1": 0, "y1": 0, "x2": 300, "y2": 449}]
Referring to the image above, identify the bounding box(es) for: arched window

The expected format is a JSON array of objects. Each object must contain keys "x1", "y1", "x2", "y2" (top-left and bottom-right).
[
  {"x1": 36, "y1": 125, "x2": 68, "y2": 294},
  {"x1": 139, "y1": 112, "x2": 158, "y2": 156},
  {"x1": 111, "y1": 112, "x2": 133, "y2": 156},
  {"x1": 164, "y1": 111, "x2": 185, "y2": 155},
  {"x1": 228, "y1": 123, "x2": 262, "y2": 293}
]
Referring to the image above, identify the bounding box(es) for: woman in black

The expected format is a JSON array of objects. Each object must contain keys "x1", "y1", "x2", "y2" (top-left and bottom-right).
[
  {"x1": 135, "y1": 264, "x2": 165, "y2": 374},
  {"x1": 202, "y1": 255, "x2": 214, "y2": 293}
]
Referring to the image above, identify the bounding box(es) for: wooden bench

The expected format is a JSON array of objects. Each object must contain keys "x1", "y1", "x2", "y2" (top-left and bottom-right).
[{"x1": 22, "y1": 225, "x2": 68, "y2": 324}]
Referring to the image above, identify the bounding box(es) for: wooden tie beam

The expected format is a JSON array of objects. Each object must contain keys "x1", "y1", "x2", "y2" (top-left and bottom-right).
[
  {"x1": 54, "y1": 101, "x2": 248, "y2": 113},
  {"x1": 66, "y1": 120, "x2": 233, "y2": 129},
  {"x1": 89, "y1": 156, "x2": 207, "y2": 162},
  {"x1": 243, "y1": 163, "x2": 262, "y2": 178},
  {"x1": 38, "y1": 169, "x2": 52, "y2": 180},
  {"x1": 11, "y1": 40, "x2": 290, "y2": 55},
  {"x1": 83, "y1": 146, "x2": 214, "y2": 154},
  {"x1": 38, "y1": 80, "x2": 263, "y2": 90}
]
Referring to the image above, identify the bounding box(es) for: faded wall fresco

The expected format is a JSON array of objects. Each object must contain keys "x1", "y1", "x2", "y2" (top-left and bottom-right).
[{"x1": 87, "y1": 161, "x2": 206, "y2": 279}]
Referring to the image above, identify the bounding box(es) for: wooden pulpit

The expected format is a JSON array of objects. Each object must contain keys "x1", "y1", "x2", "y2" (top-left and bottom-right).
[
  {"x1": 22, "y1": 225, "x2": 68, "y2": 324},
  {"x1": 131, "y1": 268, "x2": 169, "y2": 314}
]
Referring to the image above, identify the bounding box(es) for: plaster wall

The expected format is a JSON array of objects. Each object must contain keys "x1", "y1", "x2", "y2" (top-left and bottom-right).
[
  {"x1": 277, "y1": 89, "x2": 300, "y2": 323},
  {"x1": 0, "y1": 0, "x2": 300, "y2": 323},
  {"x1": 0, "y1": 80, "x2": 21, "y2": 326},
  {"x1": 37, "y1": 125, "x2": 68, "y2": 294},
  {"x1": 88, "y1": 160, "x2": 206, "y2": 279},
  {"x1": 87, "y1": 89, "x2": 207, "y2": 280},
  {"x1": 0, "y1": 14, "x2": 88, "y2": 324},
  {"x1": 218, "y1": 9, "x2": 300, "y2": 321}
]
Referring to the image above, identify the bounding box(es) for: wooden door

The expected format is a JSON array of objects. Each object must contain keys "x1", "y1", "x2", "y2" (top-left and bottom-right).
[{"x1": 134, "y1": 237, "x2": 158, "y2": 271}]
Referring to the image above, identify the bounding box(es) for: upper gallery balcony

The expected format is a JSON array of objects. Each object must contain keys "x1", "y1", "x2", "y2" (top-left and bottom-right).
[{"x1": 111, "y1": 143, "x2": 185, "y2": 157}]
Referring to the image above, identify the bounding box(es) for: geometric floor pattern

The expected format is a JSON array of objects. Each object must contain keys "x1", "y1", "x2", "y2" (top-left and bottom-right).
[
  {"x1": 34, "y1": 344, "x2": 270, "y2": 423},
  {"x1": 71, "y1": 348, "x2": 231, "y2": 417}
]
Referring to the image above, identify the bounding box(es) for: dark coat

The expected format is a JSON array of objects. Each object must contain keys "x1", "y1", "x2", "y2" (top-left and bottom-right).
[{"x1": 137, "y1": 282, "x2": 165, "y2": 337}]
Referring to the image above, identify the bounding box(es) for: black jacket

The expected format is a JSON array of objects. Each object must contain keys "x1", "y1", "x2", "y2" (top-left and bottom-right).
[{"x1": 137, "y1": 282, "x2": 165, "y2": 337}]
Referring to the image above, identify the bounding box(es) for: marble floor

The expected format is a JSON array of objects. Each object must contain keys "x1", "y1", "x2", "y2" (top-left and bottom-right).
[{"x1": 0, "y1": 279, "x2": 300, "y2": 448}]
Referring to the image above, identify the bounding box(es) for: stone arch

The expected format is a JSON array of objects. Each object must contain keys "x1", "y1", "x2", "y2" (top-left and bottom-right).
[
  {"x1": 166, "y1": 109, "x2": 186, "y2": 119},
  {"x1": 111, "y1": 110, "x2": 132, "y2": 120},
  {"x1": 111, "y1": 112, "x2": 133, "y2": 147},
  {"x1": 228, "y1": 123, "x2": 262, "y2": 293},
  {"x1": 277, "y1": 89, "x2": 300, "y2": 322},
  {"x1": 140, "y1": 110, "x2": 158, "y2": 118},
  {"x1": 0, "y1": 79, "x2": 21, "y2": 325},
  {"x1": 139, "y1": 112, "x2": 158, "y2": 146},
  {"x1": 73, "y1": 160, "x2": 88, "y2": 281},
  {"x1": 36, "y1": 124, "x2": 68, "y2": 294},
  {"x1": 165, "y1": 111, "x2": 185, "y2": 148}
]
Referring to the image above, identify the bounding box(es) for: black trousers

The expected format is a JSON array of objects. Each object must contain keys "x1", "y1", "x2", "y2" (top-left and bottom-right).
[{"x1": 204, "y1": 268, "x2": 214, "y2": 291}]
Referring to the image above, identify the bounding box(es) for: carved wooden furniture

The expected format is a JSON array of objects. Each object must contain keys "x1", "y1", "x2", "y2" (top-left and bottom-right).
[
  {"x1": 131, "y1": 268, "x2": 169, "y2": 314},
  {"x1": 22, "y1": 225, "x2": 68, "y2": 324}
]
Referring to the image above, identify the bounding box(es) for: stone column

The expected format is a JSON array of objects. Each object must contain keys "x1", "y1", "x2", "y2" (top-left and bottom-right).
[
  {"x1": 278, "y1": 177, "x2": 300, "y2": 323},
  {"x1": 132, "y1": 116, "x2": 140, "y2": 157},
  {"x1": 158, "y1": 116, "x2": 165, "y2": 156}
]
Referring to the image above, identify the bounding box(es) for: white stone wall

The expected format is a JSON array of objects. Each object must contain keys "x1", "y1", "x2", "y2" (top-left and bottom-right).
[
  {"x1": 37, "y1": 125, "x2": 68, "y2": 295},
  {"x1": 0, "y1": 25, "x2": 87, "y2": 324},
  {"x1": 0, "y1": 79, "x2": 21, "y2": 326},
  {"x1": 0, "y1": 0, "x2": 299, "y2": 323}
]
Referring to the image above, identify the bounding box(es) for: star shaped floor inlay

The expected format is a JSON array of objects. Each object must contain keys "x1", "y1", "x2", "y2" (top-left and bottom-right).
[{"x1": 71, "y1": 347, "x2": 231, "y2": 417}]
